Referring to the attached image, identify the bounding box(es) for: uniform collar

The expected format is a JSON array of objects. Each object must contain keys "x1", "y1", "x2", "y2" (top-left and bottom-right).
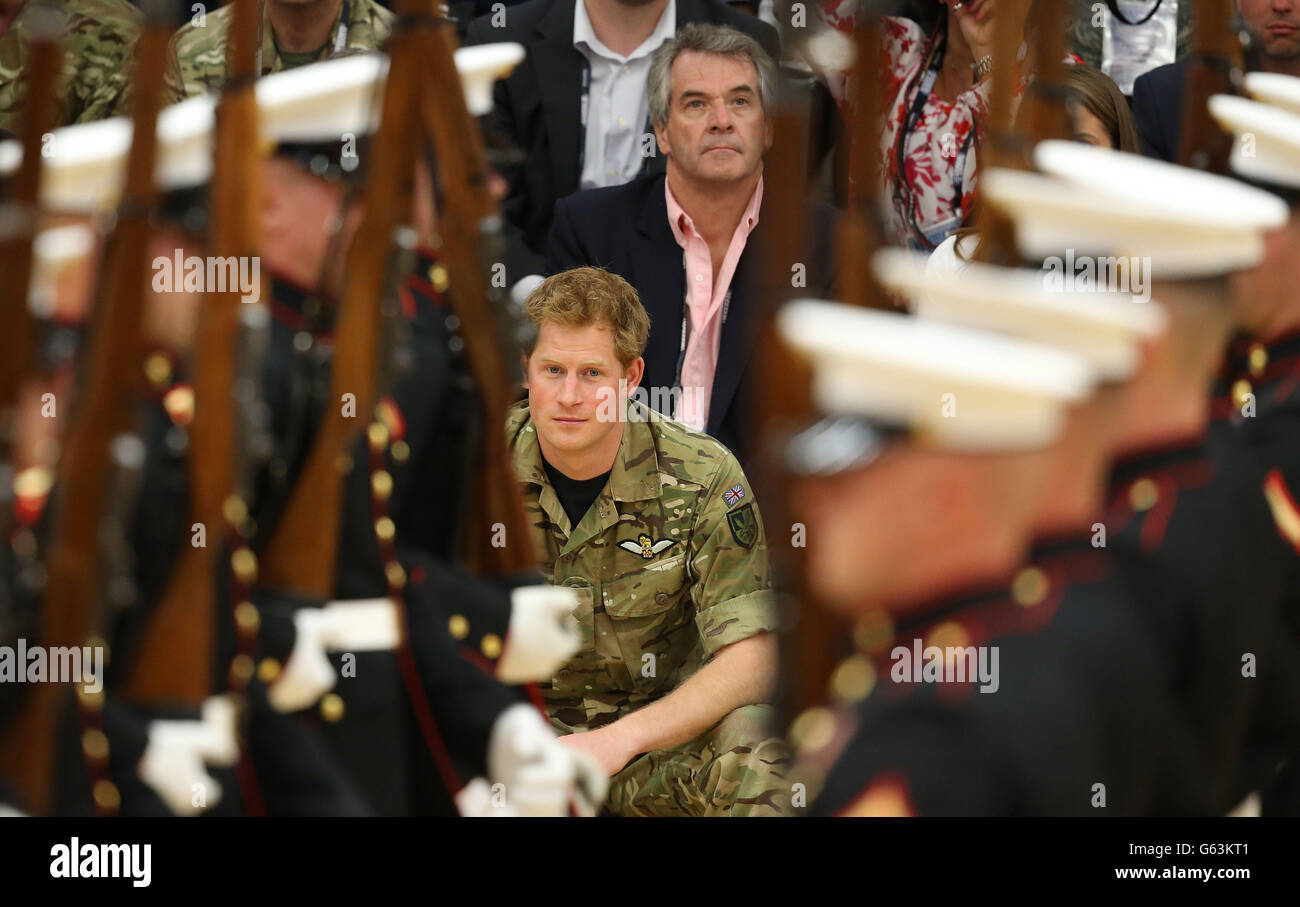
[{"x1": 510, "y1": 398, "x2": 662, "y2": 503}]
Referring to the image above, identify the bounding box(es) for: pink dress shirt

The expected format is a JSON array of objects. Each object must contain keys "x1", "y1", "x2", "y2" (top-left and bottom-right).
[{"x1": 664, "y1": 175, "x2": 763, "y2": 432}]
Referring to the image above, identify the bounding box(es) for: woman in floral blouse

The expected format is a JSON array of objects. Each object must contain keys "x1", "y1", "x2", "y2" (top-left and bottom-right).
[{"x1": 820, "y1": 0, "x2": 1032, "y2": 250}]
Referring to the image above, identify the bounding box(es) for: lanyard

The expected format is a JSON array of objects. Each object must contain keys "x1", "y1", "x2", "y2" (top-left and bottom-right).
[
  {"x1": 894, "y1": 25, "x2": 977, "y2": 248},
  {"x1": 670, "y1": 272, "x2": 732, "y2": 414},
  {"x1": 576, "y1": 55, "x2": 654, "y2": 181}
]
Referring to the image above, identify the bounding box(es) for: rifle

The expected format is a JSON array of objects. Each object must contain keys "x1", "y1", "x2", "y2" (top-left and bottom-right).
[
  {"x1": 119, "y1": 0, "x2": 263, "y2": 706},
  {"x1": 258, "y1": 5, "x2": 421, "y2": 597},
  {"x1": 0, "y1": 2, "x2": 172, "y2": 815},
  {"x1": 1178, "y1": 0, "x2": 1243, "y2": 173},
  {"x1": 0, "y1": 6, "x2": 61, "y2": 495},
  {"x1": 415, "y1": 20, "x2": 536, "y2": 577},
  {"x1": 832, "y1": 10, "x2": 891, "y2": 311}
]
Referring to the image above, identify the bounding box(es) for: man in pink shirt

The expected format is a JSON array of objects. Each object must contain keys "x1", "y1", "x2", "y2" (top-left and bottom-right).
[{"x1": 546, "y1": 23, "x2": 838, "y2": 462}]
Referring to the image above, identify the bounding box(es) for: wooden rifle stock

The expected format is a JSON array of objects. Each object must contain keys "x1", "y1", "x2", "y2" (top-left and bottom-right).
[
  {"x1": 0, "y1": 11, "x2": 171, "y2": 814},
  {"x1": 1178, "y1": 0, "x2": 1242, "y2": 173},
  {"x1": 0, "y1": 12, "x2": 60, "y2": 457},
  {"x1": 415, "y1": 19, "x2": 536, "y2": 576},
  {"x1": 259, "y1": 12, "x2": 421, "y2": 597},
  {"x1": 834, "y1": 15, "x2": 891, "y2": 310},
  {"x1": 121, "y1": 0, "x2": 263, "y2": 705},
  {"x1": 1022, "y1": 1, "x2": 1073, "y2": 145}
]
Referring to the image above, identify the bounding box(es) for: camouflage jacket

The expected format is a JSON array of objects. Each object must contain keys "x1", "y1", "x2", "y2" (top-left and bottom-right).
[
  {"x1": 163, "y1": 0, "x2": 395, "y2": 103},
  {"x1": 0, "y1": 0, "x2": 140, "y2": 134},
  {"x1": 506, "y1": 400, "x2": 778, "y2": 735}
]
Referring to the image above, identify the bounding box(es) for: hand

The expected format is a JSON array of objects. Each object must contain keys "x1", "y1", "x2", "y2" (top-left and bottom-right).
[
  {"x1": 497, "y1": 585, "x2": 583, "y2": 683},
  {"x1": 487, "y1": 704, "x2": 610, "y2": 816},
  {"x1": 948, "y1": 0, "x2": 997, "y2": 64},
  {"x1": 557, "y1": 726, "x2": 639, "y2": 778}
]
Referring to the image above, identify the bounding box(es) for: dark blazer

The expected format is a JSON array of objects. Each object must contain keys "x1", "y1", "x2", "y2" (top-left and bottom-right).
[
  {"x1": 464, "y1": 0, "x2": 780, "y2": 281},
  {"x1": 1130, "y1": 57, "x2": 1186, "y2": 163},
  {"x1": 546, "y1": 172, "x2": 837, "y2": 465}
]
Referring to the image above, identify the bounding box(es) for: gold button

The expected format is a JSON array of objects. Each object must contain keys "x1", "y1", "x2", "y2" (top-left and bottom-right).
[
  {"x1": 92, "y1": 780, "x2": 120, "y2": 812},
  {"x1": 13, "y1": 465, "x2": 53, "y2": 500},
  {"x1": 320, "y1": 693, "x2": 345, "y2": 722},
  {"x1": 371, "y1": 470, "x2": 394, "y2": 501},
  {"x1": 928, "y1": 620, "x2": 969, "y2": 652},
  {"x1": 257, "y1": 658, "x2": 282, "y2": 684},
  {"x1": 375, "y1": 516, "x2": 396, "y2": 542},
  {"x1": 81, "y1": 728, "x2": 109, "y2": 761},
  {"x1": 1011, "y1": 566, "x2": 1048, "y2": 608},
  {"x1": 367, "y1": 422, "x2": 389, "y2": 451},
  {"x1": 229, "y1": 654, "x2": 255, "y2": 684},
  {"x1": 1129, "y1": 477, "x2": 1159, "y2": 512},
  {"x1": 449, "y1": 614, "x2": 469, "y2": 639},
  {"x1": 144, "y1": 352, "x2": 172, "y2": 388},
  {"x1": 1248, "y1": 343, "x2": 1268, "y2": 378},
  {"x1": 788, "y1": 707, "x2": 837, "y2": 753},
  {"x1": 481, "y1": 633, "x2": 502, "y2": 659},
  {"x1": 429, "y1": 263, "x2": 450, "y2": 292},
  {"x1": 391, "y1": 440, "x2": 410, "y2": 462},
  {"x1": 852, "y1": 609, "x2": 894, "y2": 655},
  {"x1": 1232, "y1": 378, "x2": 1254, "y2": 411},
  {"x1": 385, "y1": 561, "x2": 406, "y2": 589},
  {"x1": 234, "y1": 601, "x2": 260, "y2": 634},
  {"x1": 163, "y1": 384, "x2": 195, "y2": 426},
  {"x1": 231, "y1": 547, "x2": 258, "y2": 584},
  {"x1": 77, "y1": 686, "x2": 104, "y2": 709},
  {"x1": 223, "y1": 495, "x2": 248, "y2": 529},
  {"x1": 830, "y1": 654, "x2": 876, "y2": 704}
]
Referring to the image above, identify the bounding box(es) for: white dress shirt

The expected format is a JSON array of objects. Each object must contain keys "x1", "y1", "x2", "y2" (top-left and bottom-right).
[{"x1": 573, "y1": 0, "x2": 676, "y2": 190}]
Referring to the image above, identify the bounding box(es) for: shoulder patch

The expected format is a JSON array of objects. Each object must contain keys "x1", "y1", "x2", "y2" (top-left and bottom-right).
[
  {"x1": 722, "y1": 483, "x2": 746, "y2": 507},
  {"x1": 726, "y1": 502, "x2": 758, "y2": 549}
]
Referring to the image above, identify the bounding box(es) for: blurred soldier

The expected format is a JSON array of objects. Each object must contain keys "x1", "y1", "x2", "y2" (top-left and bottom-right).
[
  {"x1": 507, "y1": 266, "x2": 790, "y2": 816},
  {"x1": 163, "y1": 0, "x2": 395, "y2": 102},
  {"x1": 0, "y1": 0, "x2": 141, "y2": 132}
]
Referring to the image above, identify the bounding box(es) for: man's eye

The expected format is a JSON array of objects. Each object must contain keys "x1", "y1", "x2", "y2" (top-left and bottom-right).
[
  {"x1": 733, "y1": 97, "x2": 748, "y2": 106},
  {"x1": 546, "y1": 366, "x2": 560, "y2": 375},
  {"x1": 586, "y1": 369, "x2": 601, "y2": 378}
]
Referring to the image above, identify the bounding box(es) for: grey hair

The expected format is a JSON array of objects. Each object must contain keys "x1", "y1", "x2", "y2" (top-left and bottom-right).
[{"x1": 647, "y1": 23, "x2": 776, "y2": 128}]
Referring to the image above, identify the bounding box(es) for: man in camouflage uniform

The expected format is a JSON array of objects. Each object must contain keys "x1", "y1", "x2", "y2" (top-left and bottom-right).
[
  {"x1": 0, "y1": 0, "x2": 140, "y2": 134},
  {"x1": 163, "y1": 0, "x2": 395, "y2": 102},
  {"x1": 506, "y1": 266, "x2": 790, "y2": 816}
]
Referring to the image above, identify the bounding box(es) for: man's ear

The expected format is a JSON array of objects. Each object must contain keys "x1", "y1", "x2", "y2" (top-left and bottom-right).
[
  {"x1": 623, "y1": 357, "x2": 645, "y2": 395},
  {"x1": 655, "y1": 123, "x2": 671, "y2": 158},
  {"x1": 520, "y1": 352, "x2": 530, "y2": 390},
  {"x1": 763, "y1": 116, "x2": 774, "y2": 152}
]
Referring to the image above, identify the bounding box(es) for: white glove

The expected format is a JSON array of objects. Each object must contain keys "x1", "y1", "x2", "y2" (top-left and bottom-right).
[
  {"x1": 138, "y1": 695, "x2": 239, "y2": 816},
  {"x1": 496, "y1": 585, "x2": 582, "y2": 684},
  {"x1": 268, "y1": 599, "x2": 401, "y2": 713},
  {"x1": 267, "y1": 608, "x2": 336, "y2": 713},
  {"x1": 486, "y1": 704, "x2": 607, "y2": 817}
]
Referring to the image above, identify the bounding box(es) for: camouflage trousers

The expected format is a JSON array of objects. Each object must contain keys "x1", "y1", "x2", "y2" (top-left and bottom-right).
[{"x1": 605, "y1": 705, "x2": 793, "y2": 817}]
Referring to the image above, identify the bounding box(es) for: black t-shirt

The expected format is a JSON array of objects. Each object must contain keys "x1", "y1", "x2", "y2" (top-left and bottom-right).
[{"x1": 542, "y1": 457, "x2": 611, "y2": 530}]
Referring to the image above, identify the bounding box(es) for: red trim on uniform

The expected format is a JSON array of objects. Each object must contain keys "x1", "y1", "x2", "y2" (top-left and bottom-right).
[
  {"x1": 1139, "y1": 474, "x2": 1179, "y2": 554},
  {"x1": 1263, "y1": 469, "x2": 1300, "y2": 556}
]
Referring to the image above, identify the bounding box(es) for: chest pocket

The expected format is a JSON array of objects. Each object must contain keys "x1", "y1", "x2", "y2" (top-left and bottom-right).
[{"x1": 602, "y1": 553, "x2": 695, "y2": 693}]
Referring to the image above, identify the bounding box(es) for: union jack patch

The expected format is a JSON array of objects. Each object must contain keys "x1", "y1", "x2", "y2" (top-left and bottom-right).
[{"x1": 723, "y1": 484, "x2": 746, "y2": 507}]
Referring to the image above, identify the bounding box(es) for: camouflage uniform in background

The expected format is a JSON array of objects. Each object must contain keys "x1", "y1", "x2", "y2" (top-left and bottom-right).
[
  {"x1": 162, "y1": 0, "x2": 395, "y2": 103},
  {"x1": 506, "y1": 399, "x2": 791, "y2": 816},
  {"x1": 0, "y1": 0, "x2": 140, "y2": 134},
  {"x1": 1068, "y1": 0, "x2": 1195, "y2": 71}
]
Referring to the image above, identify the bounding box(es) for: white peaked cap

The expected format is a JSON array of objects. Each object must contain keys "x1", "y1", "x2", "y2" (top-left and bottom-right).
[
  {"x1": 979, "y1": 141, "x2": 1289, "y2": 278},
  {"x1": 1243, "y1": 71, "x2": 1300, "y2": 116},
  {"x1": 777, "y1": 300, "x2": 1096, "y2": 452},
  {"x1": 1208, "y1": 93, "x2": 1300, "y2": 191},
  {"x1": 875, "y1": 247, "x2": 1166, "y2": 382},
  {"x1": 0, "y1": 43, "x2": 525, "y2": 213}
]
